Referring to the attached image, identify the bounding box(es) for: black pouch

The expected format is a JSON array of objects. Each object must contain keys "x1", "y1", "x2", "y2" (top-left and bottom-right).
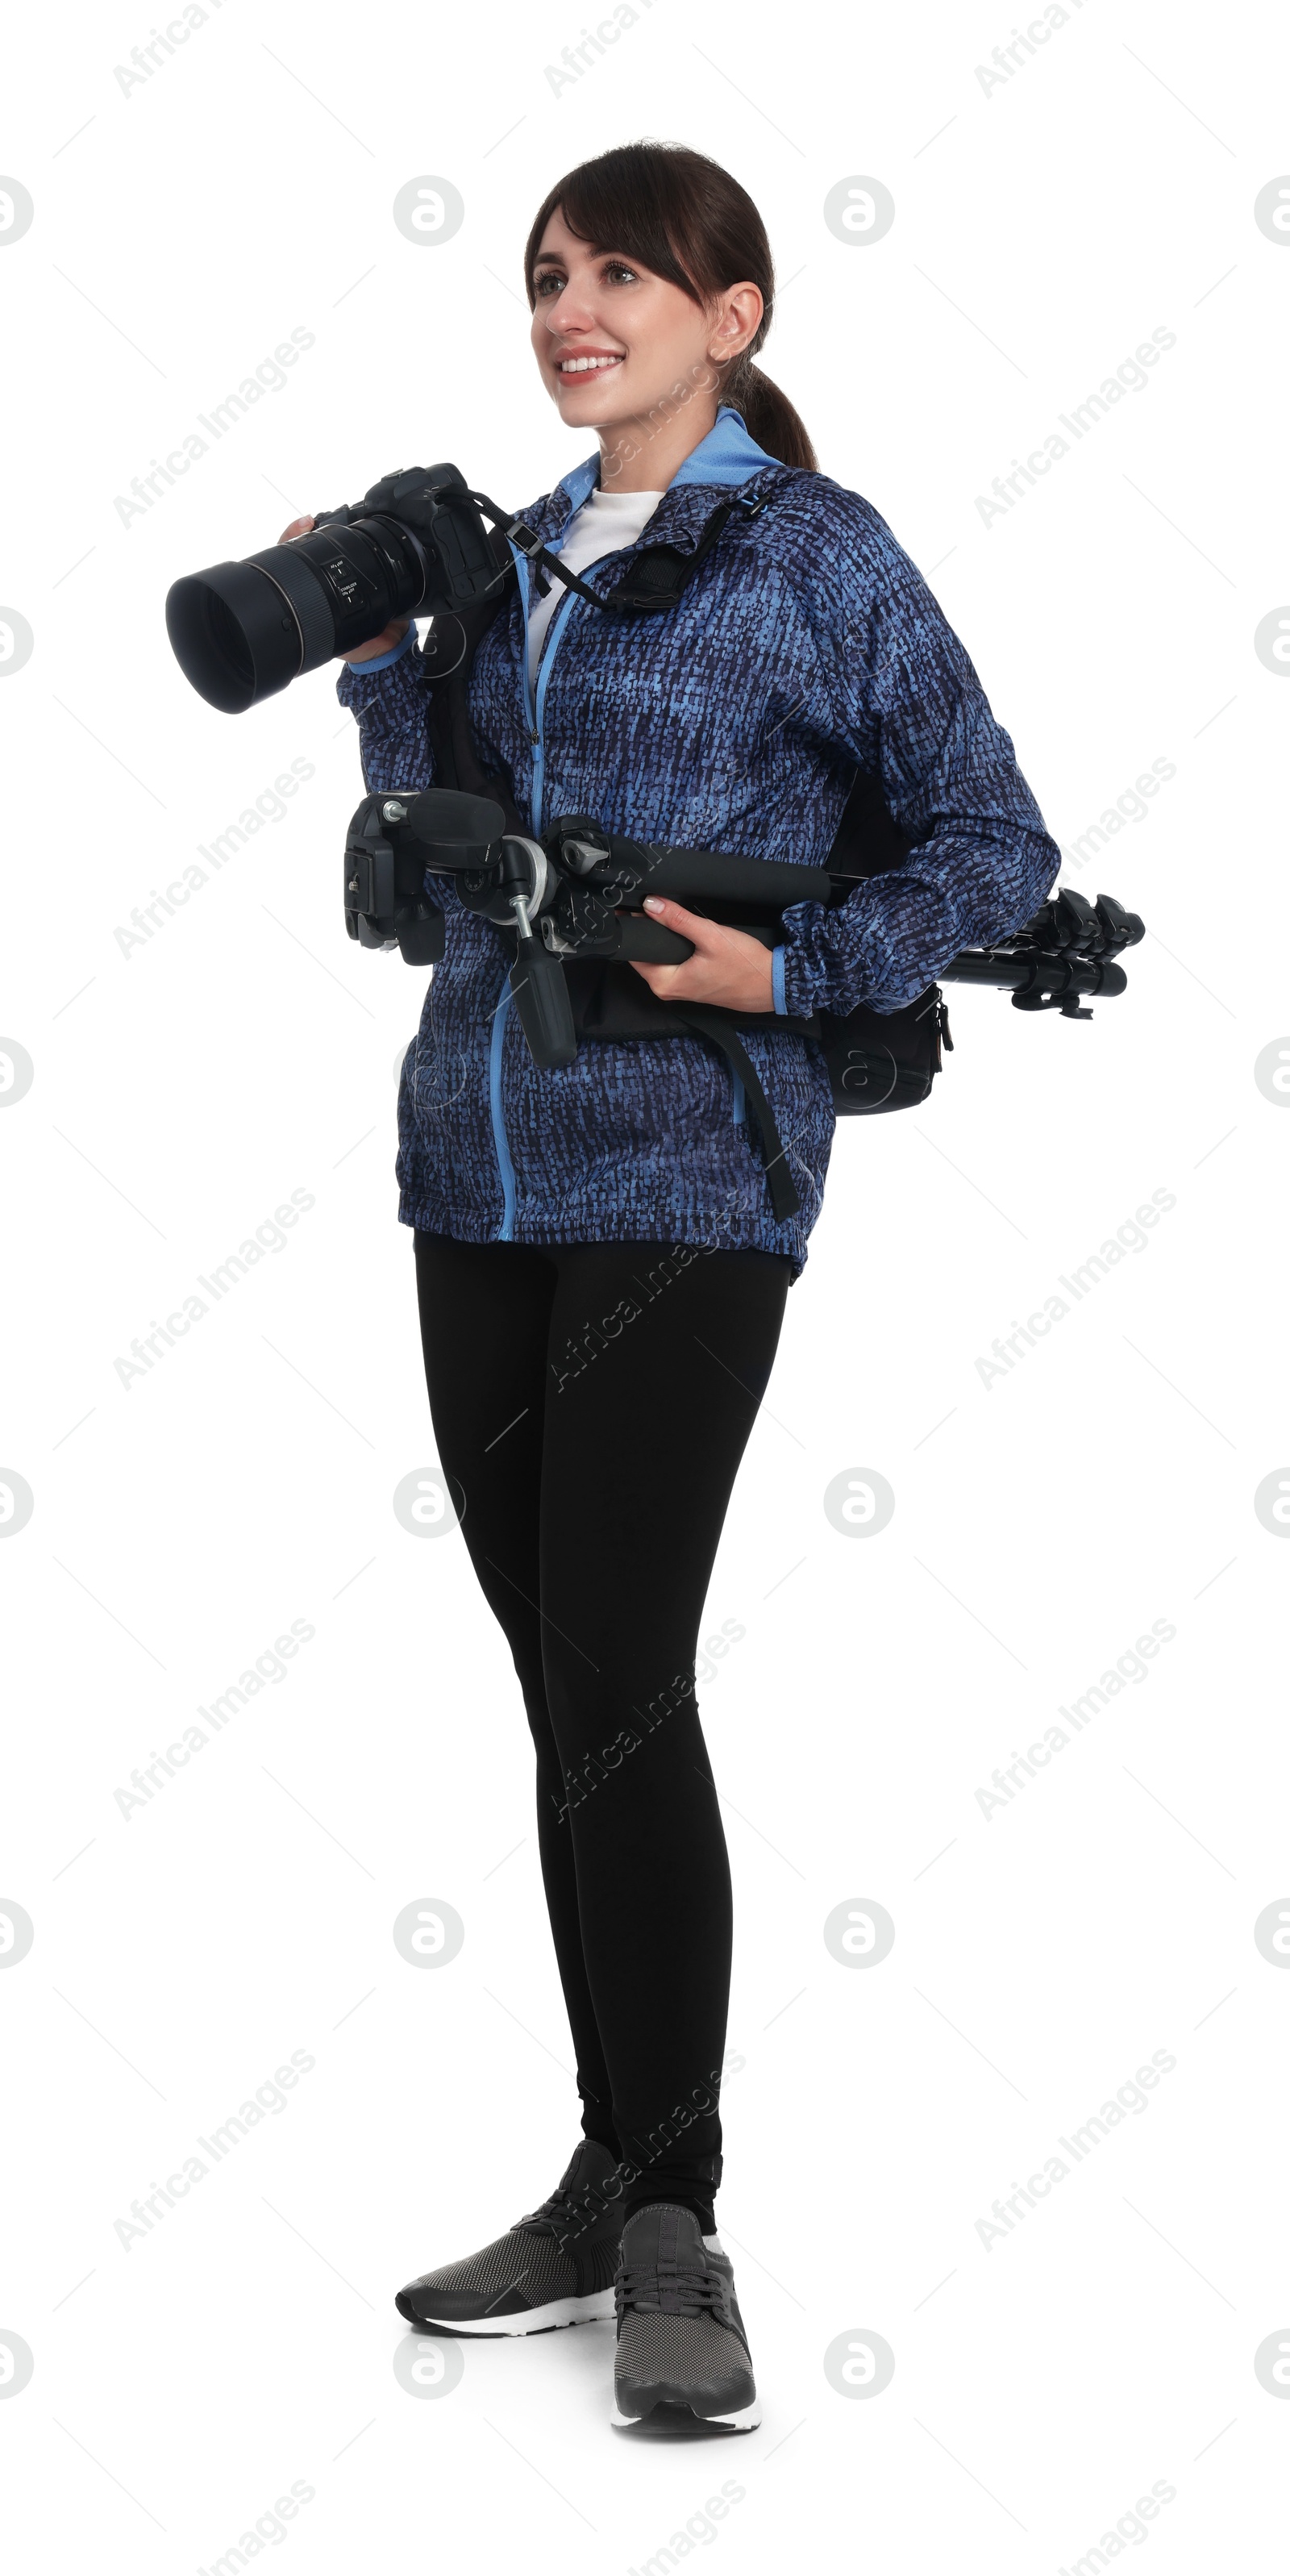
[
  {"x1": 809, "y1": 768, "x2": 952, "y2": 1114},
  {"x1": 818, "y1": 986, "x2": 953, "y2": 1115}
]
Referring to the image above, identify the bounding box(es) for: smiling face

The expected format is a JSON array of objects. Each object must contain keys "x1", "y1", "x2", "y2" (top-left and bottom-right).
[{"x1": 528, "y1": 203, "x2": 764, "y2": 489}]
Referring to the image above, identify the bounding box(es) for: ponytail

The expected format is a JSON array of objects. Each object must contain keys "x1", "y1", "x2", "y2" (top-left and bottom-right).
[{"x1": 721, "y1": 355, "x2": 817, "y2": 473}]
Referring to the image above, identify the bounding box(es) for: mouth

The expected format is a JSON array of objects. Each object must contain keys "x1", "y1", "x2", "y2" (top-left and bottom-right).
[{"x1": 554, "y1": 352, "x2": 625, "y2": 382}]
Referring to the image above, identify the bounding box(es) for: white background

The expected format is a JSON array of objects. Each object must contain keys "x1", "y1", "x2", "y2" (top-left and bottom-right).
[{"x1": 2, "y1": 1, "x2": 1288, "y2": 2568}]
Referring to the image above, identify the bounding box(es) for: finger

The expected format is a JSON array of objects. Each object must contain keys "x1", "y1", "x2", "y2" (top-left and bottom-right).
[
  {"x1": 643, "y1": 894, "x2": 715, "y2": 944},
  {"x1": 279, "y1": 515, "x2": 314, "y2": 541}
]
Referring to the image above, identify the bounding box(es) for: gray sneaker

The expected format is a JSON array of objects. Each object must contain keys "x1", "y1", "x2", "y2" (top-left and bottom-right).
[
  {"x1": 395, "y1": 2139, "x2": 622, "y2": 2336},
  {"x1": 611, "y1": 2202, "x2": 760, "y2": 2429}
]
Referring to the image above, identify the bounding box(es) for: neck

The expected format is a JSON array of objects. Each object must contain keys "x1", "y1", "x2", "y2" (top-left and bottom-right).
[{"x1": 596, "y1": 389, "x2": 726, "y2": 494}]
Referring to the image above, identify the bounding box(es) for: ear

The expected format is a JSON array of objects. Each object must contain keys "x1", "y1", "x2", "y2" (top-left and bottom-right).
[{"x1": 707, "y1": 281, "x2": 764, "y2": 365}]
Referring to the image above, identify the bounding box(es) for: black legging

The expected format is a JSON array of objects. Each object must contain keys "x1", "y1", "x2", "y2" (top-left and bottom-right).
[{"x1": 414, "y1": 1228, "x2": 790, "y2": 2231}]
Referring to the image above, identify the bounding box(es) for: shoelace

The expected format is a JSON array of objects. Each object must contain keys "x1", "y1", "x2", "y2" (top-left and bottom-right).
[
  {"x1": 614, "y1": 2258, "x2": 726, "y2": 2321},
  {"x1": 513, "y1": 2182, "x2": 606, "y2": 2241}
]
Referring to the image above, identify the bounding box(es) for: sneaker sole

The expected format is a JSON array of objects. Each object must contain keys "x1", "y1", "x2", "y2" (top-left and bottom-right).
[
  {"x1": 398, "y1": 2287, "x2": 616, "y2": 2337},
  {"x1": 611, "y1": 2395, "x2": 761, "y2": 2432}
]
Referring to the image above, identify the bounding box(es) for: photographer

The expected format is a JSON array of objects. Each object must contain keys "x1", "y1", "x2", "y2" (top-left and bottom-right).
[{"x1": 278, "y1": 140, "x2": 1059, "y2": 2432}]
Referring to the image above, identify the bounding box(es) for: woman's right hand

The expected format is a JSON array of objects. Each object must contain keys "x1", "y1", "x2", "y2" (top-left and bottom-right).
[{"x1": 277, "y1": 516, "x2": 411, "y2": 664}]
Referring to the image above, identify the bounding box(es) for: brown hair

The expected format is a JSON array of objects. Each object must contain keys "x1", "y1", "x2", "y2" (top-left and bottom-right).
[{"x1": 523, "y1": 141, "x2": 817, "y2": 473}]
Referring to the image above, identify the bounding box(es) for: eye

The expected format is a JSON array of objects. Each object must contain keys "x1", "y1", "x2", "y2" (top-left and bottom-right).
[{"x1": 533, "y1": 258, "x2": 640, "y2": 297}]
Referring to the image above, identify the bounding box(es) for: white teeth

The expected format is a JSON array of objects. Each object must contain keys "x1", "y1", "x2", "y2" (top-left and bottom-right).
[{"x1": 559, "y1": 355, "x2": 622, "y2": 373}]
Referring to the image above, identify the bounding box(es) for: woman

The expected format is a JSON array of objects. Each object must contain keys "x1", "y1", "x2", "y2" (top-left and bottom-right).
[{"x1": 285, "y1": 141, "x2": 1059, "y2": 2432}]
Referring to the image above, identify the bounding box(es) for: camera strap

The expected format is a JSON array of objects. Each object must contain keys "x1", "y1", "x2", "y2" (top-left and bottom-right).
[{"x1": 419, "y1": 480, "x2": 775, "y2": 822}]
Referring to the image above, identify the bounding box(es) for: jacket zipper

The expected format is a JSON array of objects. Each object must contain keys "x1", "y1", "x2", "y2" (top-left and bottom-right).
[
  {"x1": 526, "y1": 576, "x2": 580, "y2": 836},
  {"x1": 488, "y1": 487, "x2": 769, "y2": 1207},
  {"x1": 488, "y1": 987, "x2": 518, "y2": 1239},
  {"x1": 487, "y1": 541, "x2": 580, "y2": 1240}
]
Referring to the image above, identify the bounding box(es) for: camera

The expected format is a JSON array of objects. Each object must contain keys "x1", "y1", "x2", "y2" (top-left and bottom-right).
[{"x1": 164, "y1": 464, "x2": 504, "y2": 713}]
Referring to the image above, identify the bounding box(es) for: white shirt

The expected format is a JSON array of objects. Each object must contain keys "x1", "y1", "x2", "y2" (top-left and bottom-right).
[{"x1": 526, "y1": 484, "x2": 665, "y2": 689}]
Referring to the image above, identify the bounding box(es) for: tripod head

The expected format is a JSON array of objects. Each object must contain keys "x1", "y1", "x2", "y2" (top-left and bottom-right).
[{"x1": 343, "y1": 786, "x2": 578, "y2": 1066}]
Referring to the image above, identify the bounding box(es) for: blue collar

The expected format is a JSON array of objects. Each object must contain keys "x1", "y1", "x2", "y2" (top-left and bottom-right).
[
  {"x1": 556, "y1": 406, "x2": 776, "y2": 517},
  {"x1": 671, "y1": 404, "x2": 778, "y2": 486}
]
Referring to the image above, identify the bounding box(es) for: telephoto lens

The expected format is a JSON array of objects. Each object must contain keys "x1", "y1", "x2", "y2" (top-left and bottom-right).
[{"x1": 164, "y1": 465, "x2": 501, "y2": 713}]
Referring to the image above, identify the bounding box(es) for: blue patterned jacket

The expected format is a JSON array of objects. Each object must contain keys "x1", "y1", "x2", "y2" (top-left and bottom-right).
[{"x1": 336, "y1": 407, "x2": 1059, "y2": 1279}]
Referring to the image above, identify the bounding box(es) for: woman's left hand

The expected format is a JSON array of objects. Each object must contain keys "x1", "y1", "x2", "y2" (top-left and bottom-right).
[{"x1": 628, "y1": 896, "x2": 776, "y2": 1014}]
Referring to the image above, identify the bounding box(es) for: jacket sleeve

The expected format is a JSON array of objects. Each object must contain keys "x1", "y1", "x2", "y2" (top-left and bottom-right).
[
  {"x1": 335, "y1": 632, "x2": 436, "y2": 796},
  {"x1": 776, "y1": 498, "x2": 1061, "y2": 1019}
]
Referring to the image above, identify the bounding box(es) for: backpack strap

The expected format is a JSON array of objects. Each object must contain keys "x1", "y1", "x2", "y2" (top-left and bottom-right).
[
  {"x1": 824, "y1": 760, "x2": 916, "y2": 879},
  {"x1": 472, "y1": 481, "x2": 772, "y2": 619},
  {"x1": 667, "y1": 1002, "x2": 802, "y2": 1221},
  {"x1": 422, "y1": 526, "x2": 530, "y2": 835},
  {"x1": 598, "y1": 487, "x2": 770, "y2": 613}
]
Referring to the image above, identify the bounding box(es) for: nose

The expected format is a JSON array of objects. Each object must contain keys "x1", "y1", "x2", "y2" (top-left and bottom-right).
[{"x1": 546, "y1": 281, "x2": 596, "y2": 334}]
